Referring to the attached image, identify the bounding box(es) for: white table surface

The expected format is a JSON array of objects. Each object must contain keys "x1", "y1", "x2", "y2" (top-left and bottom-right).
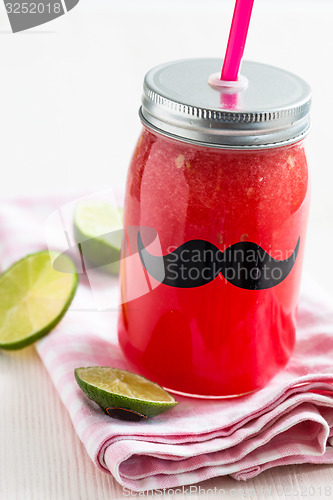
[{"x1": 1, "y1": 1, "x2": 333, "y2": 499}]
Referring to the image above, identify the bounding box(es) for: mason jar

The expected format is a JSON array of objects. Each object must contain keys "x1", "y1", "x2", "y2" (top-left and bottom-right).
[{"x1": 118, "y1": 58, "x2": 311, "y2": 398}]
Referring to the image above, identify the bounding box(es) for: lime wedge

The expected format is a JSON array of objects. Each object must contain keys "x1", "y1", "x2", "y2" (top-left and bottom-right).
[
  {"x1": 0, "y1": 251, "x2": 78, "y2": 350},
  {"x1": 73, "y1": 201, "x2": 123, "y2": 274},
  {"x1": 74, "y1": 366, "x2": 177, "y2": 420}
]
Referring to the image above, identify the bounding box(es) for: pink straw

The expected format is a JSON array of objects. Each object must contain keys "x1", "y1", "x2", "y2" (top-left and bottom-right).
[{"x1": 221, "y1": 0, "x2": 254, "y2": 81}]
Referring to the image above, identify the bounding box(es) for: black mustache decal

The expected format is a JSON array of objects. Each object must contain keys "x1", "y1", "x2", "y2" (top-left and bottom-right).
[{"x1": 138, "y1": 232, "x2": 300, "y2": 290}]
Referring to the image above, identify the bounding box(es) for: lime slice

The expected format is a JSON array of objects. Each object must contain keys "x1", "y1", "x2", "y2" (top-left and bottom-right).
[
  {"x1": 74, "y1": 366, "x2": 177, "y2": 420},
  {"x1": 0, "y1": 251, "x2": 78, "y2": 350},
  {"x1": 73, "y1": 201, "x2": 123, "y2": 274}
]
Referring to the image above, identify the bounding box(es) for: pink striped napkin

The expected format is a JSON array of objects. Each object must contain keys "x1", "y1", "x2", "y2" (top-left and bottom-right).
[{"x1": 2, "y1": 195, "x2": 333, "y2": 491}]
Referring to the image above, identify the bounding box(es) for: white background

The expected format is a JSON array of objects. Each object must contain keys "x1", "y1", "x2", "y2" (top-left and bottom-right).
[{"x1": 1, "y1": 1, "x2": 333, "y2": 499}]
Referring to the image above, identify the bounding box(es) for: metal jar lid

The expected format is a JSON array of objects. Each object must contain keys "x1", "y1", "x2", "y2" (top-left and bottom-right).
[{"x1": 140, "y1": 58, "x2": 311, "y2": 149}]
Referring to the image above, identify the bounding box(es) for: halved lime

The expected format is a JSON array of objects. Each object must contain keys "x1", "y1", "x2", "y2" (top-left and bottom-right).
[
  {"x1": 0, "y1": 251, "x2": 78, "y2": 350},
  {"x1": 74, "y1": 366, "x2": 177, "y2": 420},
  {"x1": 73, "y1": 201, "x2": 123, "y2": 274}
]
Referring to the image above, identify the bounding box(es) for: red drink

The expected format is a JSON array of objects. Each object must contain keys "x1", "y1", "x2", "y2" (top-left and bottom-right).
[{"x1": 118, "y1": 59, "x2": 311, "y2": 397}]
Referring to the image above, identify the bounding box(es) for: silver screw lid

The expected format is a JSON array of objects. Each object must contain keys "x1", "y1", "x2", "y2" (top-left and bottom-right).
[{"x1": 140, "y1": 58, "x2": 311, "y2": 149}]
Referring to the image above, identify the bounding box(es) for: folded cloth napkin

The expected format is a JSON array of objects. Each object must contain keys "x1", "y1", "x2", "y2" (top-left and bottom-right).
[{"x1": 2, "y1": 195, "x2": 333, "y2": 491}]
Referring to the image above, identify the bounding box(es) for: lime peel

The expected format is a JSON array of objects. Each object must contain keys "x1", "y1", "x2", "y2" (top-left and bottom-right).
[{"x1": 74, "y1": 366, "x2": 177, "y2": 420}]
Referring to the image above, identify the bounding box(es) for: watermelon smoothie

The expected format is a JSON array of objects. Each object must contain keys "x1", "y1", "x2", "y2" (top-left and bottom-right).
[
  {"x1": 117, "y1": 59, "x2": 311, "y2": 397},
  {"x1": 118, "y1": 127, "x2": 309, "y2": 396}
]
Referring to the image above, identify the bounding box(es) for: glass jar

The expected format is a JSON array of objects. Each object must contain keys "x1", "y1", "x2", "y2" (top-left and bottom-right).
[{"x1": 118, "y1": 59, "x2": 311, "y2": 398}]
